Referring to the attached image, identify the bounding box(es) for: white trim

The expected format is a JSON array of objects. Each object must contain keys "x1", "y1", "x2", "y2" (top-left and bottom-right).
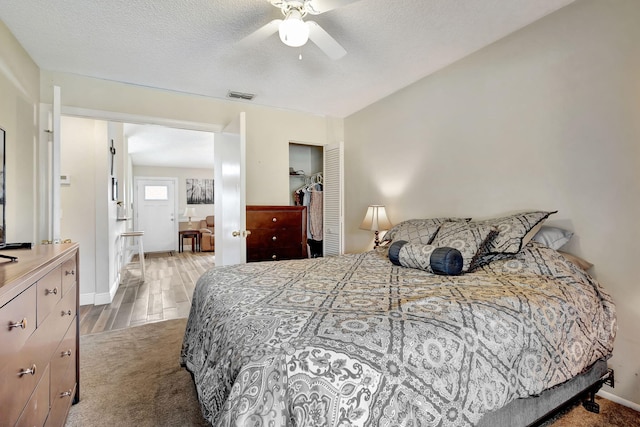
[
  {"x1": 94, "y1": 276, "x2": 120, "y2": 305},
  {"x1": 79, "y1": 293, "x2": 95, "y2": 306},
  {"x1": 61, "y1": 106, "x2": 223, "y2": 133},
  {"x1": 597, "y1": 390, "x2": 640, "y2": 412}
]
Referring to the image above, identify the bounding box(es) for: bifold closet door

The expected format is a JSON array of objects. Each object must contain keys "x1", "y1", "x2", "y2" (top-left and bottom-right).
[{"x1": 323, "y1": 142, "x2": 344, "y2": 256}]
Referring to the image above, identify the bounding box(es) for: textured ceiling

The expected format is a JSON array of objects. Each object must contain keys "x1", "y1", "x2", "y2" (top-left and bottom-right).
[{"x1": 0, "y1": 0, "x2": 575, "y2": 119}]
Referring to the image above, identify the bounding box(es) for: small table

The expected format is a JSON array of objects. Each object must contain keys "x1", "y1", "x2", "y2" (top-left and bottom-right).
[{"x1": 179, "y1": 230, "x2": 201, "y2": 253}]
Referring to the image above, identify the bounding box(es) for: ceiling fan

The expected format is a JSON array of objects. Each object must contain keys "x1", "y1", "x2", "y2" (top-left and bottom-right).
[{"x1": 238, "y1": 0, "x2": 358, "y2": 60}]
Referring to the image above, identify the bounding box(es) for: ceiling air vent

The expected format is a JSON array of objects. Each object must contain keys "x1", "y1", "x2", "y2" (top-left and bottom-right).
[{"x1": 227, "y1": 91, "x2": 255, "y2": 100}]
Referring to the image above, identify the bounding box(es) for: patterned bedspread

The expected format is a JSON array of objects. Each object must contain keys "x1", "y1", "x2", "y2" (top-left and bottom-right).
[{"x1": 180, "y1": 242, "x2": 616, "y2": 426}]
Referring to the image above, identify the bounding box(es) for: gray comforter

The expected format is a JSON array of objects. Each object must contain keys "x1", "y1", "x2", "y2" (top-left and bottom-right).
[{"x1": 181, "y1": 242, "x2": 616, "y2": 426}]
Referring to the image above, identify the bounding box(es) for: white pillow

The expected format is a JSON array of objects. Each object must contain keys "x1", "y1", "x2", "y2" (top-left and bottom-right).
[{"x1": 532, "y1": 226, "x2": 573, "y2": 250}]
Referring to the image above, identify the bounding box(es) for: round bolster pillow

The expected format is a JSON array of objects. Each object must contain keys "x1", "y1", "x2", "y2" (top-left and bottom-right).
[
  {"x1": 388, "y1": 240, "x2": 408, "y2": 265},
  {"x1": 389, "y1": 241, "x2": 463, "y2": 275},
  {"x1": 429, "y1": 247, "x2": 464, "y2": 275}
]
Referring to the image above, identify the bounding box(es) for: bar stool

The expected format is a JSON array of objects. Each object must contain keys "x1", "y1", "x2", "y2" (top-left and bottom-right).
[{"x1": 121, "y1": 231, "x2": 145, "y2": 282}]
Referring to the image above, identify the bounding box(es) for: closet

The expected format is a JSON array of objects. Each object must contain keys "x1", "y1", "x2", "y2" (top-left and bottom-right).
[{"x1": 289, "y1": 143, "x2": 324, "y2": 257}]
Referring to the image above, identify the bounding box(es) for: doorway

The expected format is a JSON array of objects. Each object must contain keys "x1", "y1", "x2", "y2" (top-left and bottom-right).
[
  {"x1": 290, "y1": 143, "x2": 323, "y2": 257},
  {"x1": 134, "y1": 177, "x2": 178, "y2": 252}
]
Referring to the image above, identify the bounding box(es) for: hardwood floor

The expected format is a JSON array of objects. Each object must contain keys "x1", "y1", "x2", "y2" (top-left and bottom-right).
[{"x1": 79, "y1": 250, "x2": 215, "y2": 335}]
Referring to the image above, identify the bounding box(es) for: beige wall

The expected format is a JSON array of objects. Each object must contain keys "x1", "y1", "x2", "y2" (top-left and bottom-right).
[
  {"x1": 0, "y1": 20, "x2": 40, "y2": 243},
  {"x1": 40, "y1": 71, "x2": 338, "y2": 206},
  {"x1": 345, "y1": 0, "x2": 640, "y2": 406}
]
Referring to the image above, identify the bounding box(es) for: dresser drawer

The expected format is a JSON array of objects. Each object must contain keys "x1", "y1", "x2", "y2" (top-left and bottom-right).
[
  {"x1": 61, "y1": 258, "x2": 77, "y2": 297},
  {"x1": 247, "y1": 247, "x2": 306, "y2": 262},
  {"x1": 37, "y1": 266, "x2": 63, "y2": 325},
  {"x1": 0, "y1": 319, "x2": 52, "y2": 426},
  {"x1": 15, "y1": 364, "x2": 50, "y2": 427},
  {"x1": 50, "y1": 318, "x2": 77, "y2": 402},
  {"x1": 246, "y1": 210, "x2": 302, "y2": 229},
  {"x1": 47, "y1": 371, "x2": 76, "y2": 427},
  {"x1": 38, "y1": 284, "x2": 77, "y2": 361},
  {"x1": 0, "y1": 285, "x2": 36, "y2": 367},
  {"x1": 246, "y1": 228, "x2": 304, "y2": 249},
  {"x1": 47, "y1": 318, "x2": 78, "y2": 426}
]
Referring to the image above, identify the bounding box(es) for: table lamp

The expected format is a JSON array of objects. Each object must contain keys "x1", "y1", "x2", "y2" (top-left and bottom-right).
[
  {"x1": 184, "y1": 207, "x2": 197, "y2": 229},
  {"x1": 360, "y1": 205, "x2": 392, "y2": 248}
]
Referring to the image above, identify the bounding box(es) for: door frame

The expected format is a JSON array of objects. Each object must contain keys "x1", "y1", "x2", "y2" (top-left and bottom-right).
[
  {"x1": 288, "y1": 139, "x2": 344, "y2": 256},
  {"x1": 44, "y1": 106, "x2": 221, "y2": 302},
  {"x1": 133, "y1": 176, "x2": 179, "y2": 252}
]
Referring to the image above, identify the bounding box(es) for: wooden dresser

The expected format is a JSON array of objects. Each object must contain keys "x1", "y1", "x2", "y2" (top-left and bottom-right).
[
  {"x1": 0, "y1": 243, "x2": 79, "y2": 427},
  {"x1": 246, "y1": 206, "x2": 307, "y2": 262}
]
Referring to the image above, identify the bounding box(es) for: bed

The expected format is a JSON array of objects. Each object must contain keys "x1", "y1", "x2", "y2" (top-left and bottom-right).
[{"x1": 181, "y1": 212, "x2": 616, "y2": 426}]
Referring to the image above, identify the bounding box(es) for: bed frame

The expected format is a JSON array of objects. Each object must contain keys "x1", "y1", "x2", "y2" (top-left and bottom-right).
[{"x1": 477, "y1": 358, "x2": 614, "y2": 426}]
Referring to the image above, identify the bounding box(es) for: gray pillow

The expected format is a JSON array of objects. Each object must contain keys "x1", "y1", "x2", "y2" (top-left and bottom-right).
[
  {"x1": 430, "y1": 221, "x2": 498, "y2": 272},
  {"x1": 474, "y1": 211, "x2": 557, "y2": 254}
]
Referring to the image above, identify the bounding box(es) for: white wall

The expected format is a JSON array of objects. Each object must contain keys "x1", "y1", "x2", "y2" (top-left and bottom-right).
[
  {"x1": 345, "y1": 0, "x2": 640, "y2": 406},
  {"x1": 60, "y1": 116, "x2": 126, "y2": 305},
  {"x1": 132, "y1": 165, "x2": 214, "y2": 223}
]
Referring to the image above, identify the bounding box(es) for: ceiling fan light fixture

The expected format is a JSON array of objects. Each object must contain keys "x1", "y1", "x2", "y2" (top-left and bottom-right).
[{"x1": 279, "y1": 9, "x2": 309, "y2": 47}]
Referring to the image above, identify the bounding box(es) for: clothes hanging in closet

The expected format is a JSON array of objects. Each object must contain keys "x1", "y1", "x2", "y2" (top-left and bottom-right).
[{"x1": 292, "y1": 173, "x2": 324, "y2": 257}]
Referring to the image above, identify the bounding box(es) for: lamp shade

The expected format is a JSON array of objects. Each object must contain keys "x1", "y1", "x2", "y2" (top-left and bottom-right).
[
  {"x1": 359, "y1": 205, "x2": 392, "y2": 231},
  {"x1": 183, "y1": 207, "x2": 196, "y2": 218},
  {"x1": 279, "y1": 9, "x2": 309, "y2": 47}
]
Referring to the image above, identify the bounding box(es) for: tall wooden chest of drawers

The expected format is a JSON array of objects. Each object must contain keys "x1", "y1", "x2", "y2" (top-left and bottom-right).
[
  {"x1": 246, "y1": 205, "x2": 307, "y2": 262},
  {"x1": 0, "y1": 243, "x2": 79, "y2": 427}
]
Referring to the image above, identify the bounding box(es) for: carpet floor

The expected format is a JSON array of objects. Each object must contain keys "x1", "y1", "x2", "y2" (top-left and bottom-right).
[
  {"x1": 65, "y1": 318, "x2": 209, "y2": 427},
  {"x1": 65, "y1": 318, "x2": 639, "y2": 427}
]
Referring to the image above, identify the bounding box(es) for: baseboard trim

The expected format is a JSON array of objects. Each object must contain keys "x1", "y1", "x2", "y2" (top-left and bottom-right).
[
  {"x1": 79, "y1": 292, "x2": 95, "y2": 306},
  {"x1": 597, "y1": 390, "x2": 640, "y2": 412},
  {"x1": 94, "y1": 279, "x2": 119, "y2": 305}
]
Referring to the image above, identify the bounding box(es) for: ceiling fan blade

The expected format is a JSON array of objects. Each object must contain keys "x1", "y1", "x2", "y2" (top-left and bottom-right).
[
  {"x1": 236, "y1": 19, "x2": 282, "y2": 48},
  {"x1": 306, "y1": 21, "x2": 347, "y2": 60},
  {"x1": 305, "y1": 0, "x2": 360, "y2": 15}
]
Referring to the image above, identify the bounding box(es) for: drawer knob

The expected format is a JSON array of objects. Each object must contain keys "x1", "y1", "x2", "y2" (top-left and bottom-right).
[
  {"x1": 45, "y1": 287, "x2": 58, "y2": 296},
  {"x1": 65, "y1": 270, "x2": 75, "y2": 276},
  {"x1": 19, "y1": 364, "x2": 37, "y2": 377},
  {"x1": 62, "y1": 309, "x2": 73, "y2": 316},
  {"x1": 272, "y1": 254, "x2": 277, "y2": 260},
  {"x1": 272, "y1": 236, "x2": 277, "y2": 241},
  {"x1": 272, "y1": 217, "x2": 277, "y2": 222},
  {"x1": 62, "y1": 349, "x2": 73, "y2": 357},
  {"x1": 8, "y1": 318, "x2": 27, "y2": 330},
  {"x1": 60, "y1": 390, "x2": 73, "y2": 398}
]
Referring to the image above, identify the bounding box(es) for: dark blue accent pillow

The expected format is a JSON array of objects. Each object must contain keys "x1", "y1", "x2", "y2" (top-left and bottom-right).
[
  {"x1": 388, "y1": 240, "x2": 408, "y2": 265},
  {"x1": 430, "y1": 247, "x2": 464, "y2": 275}
]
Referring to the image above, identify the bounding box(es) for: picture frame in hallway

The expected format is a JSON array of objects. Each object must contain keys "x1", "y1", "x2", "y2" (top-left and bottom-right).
[{"x1": 186, "y1": 178, "x2": 214, "y2": 204}]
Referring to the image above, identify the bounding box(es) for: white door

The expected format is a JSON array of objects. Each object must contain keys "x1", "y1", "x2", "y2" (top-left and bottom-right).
[
  {"x1": 214, "y1": 113, "x2": 247, "y2": 266},
  {"x1": 323, "y1": 142, "x2": 344, "y2": 256},
  {"x1": 134, "y1": 177, "x2": 178, "y2": 252}
]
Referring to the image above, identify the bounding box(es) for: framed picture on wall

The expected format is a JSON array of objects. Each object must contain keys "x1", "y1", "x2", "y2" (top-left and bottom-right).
[{"x1": 186, "y1": 178, "x2": 214, "y2": 204}]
